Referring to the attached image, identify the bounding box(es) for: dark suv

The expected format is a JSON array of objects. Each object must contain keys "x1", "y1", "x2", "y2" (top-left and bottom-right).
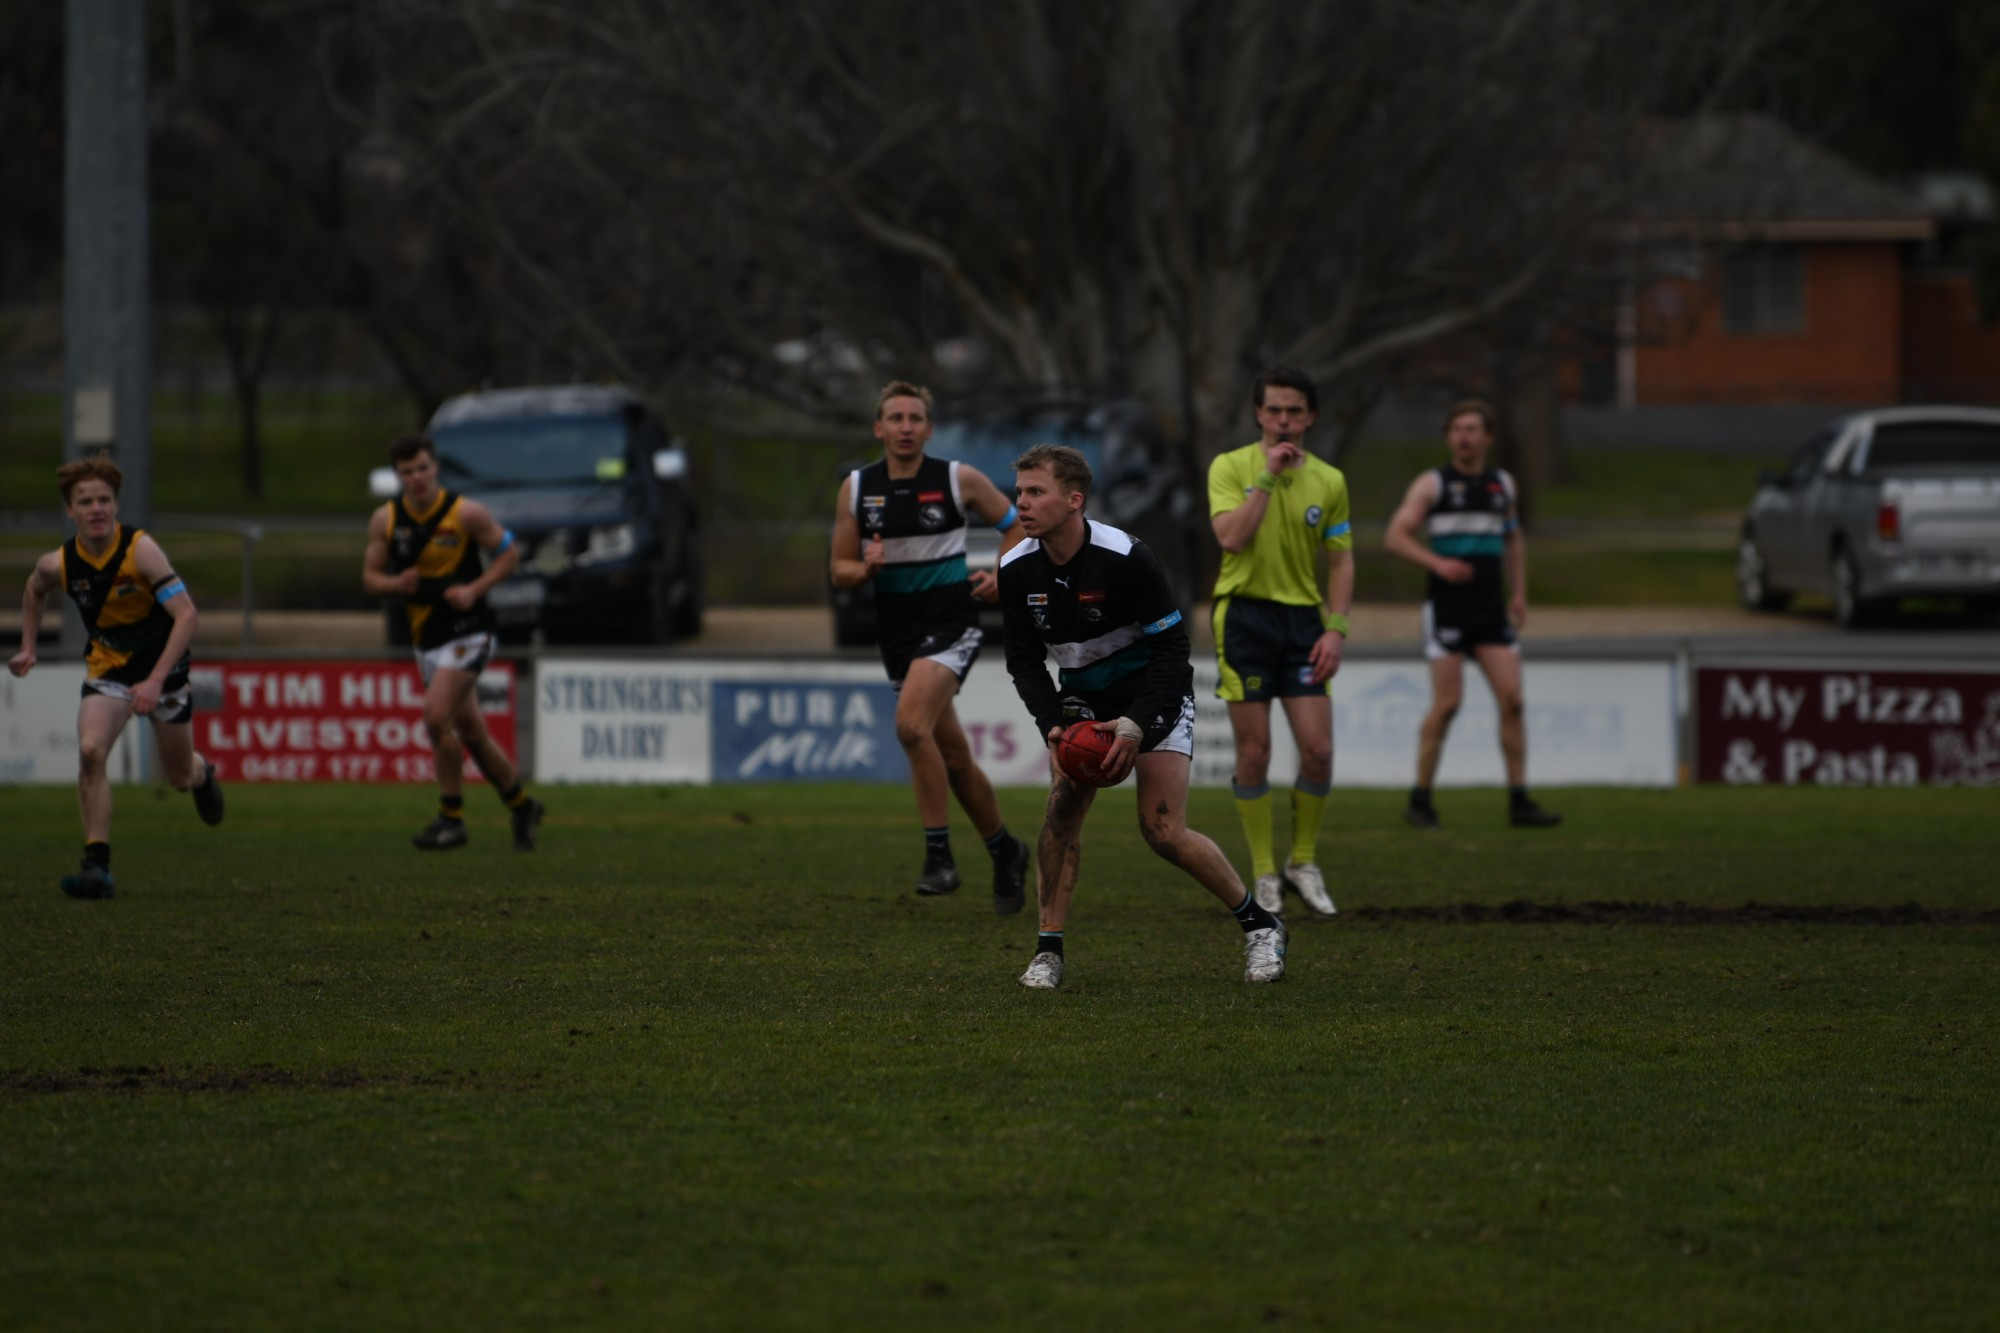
[
  {"x1": 830, "y1": 390, "x2": 1197, "y2": 647},
  {"x1": 371, "y1": 385, "x2": 703, "y2": 644}
]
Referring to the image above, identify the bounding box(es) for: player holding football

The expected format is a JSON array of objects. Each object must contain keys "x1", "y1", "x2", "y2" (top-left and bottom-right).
[
  {"x1": 8, "y1": 453, "x2": 224, "y2": 899},
  {"x1": 997, "y1": 444, "x2": 1286, "y2": 988},
  {"x1": 1208, "y1": 364, "x2": 1354, "y2": 919},
  {"x1": 1383, "y1": 399, "x2": 1561, "y2": 829},
  {"x1": 363, "y1": 434, "x2": 544, "y2": 851},
  {"x1": 830, "y1": 380, "x2": 1032, "y2": 913}
]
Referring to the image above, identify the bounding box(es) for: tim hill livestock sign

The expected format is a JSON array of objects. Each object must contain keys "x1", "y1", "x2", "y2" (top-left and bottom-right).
[{"x1": 1695, "y1": 664, "x2": 2000, "y2": 787}]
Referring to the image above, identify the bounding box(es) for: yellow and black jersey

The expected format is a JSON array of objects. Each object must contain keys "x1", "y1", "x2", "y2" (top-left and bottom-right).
[
  {"x1": 62, "y1": 524, "x2": 187, "y2": 684},
  {"x1": 385, "y1": 489, "x2": 494, "y2": 649}
]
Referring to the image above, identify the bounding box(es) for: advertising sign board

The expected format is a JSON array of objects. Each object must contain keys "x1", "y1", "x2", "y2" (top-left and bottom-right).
[
  {"x1": 192, "y1": 660, "x2": 516, "y2": 783},
  {"x1": 1695, "y1": 663, "x2": 2000, "y2": 786}
]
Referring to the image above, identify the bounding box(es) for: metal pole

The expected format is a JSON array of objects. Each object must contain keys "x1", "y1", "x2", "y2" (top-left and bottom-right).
[
  {"x1": 242, "y1": 524, "x2": 262, "y2": 646},
  {"x1": 65, "y1": 0, "x2": 152, "y2": 754}
]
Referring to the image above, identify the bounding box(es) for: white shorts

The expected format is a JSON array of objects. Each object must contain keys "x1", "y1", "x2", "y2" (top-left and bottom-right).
[
  {"x1": 1151, "y1": 696, "x2": 1197, "y2": 758},
  {"x1": 416, "y1": 631, "x2": 498, "y2": 686}
]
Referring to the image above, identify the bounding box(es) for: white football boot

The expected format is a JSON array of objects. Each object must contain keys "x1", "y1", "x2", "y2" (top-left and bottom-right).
[
  {"x1": 1284, "y1": 860, "x2": 1337, "y2": 918},
  {"x1": 1253, "y1": 872, "x2": 1287, "y2": 914},
  {"x1": 1243, "y1": 921, "x2": 1287, "y2": 983},
  {"x1": 1018, "y1": 951, "x2": 1065, "y2": 989}
]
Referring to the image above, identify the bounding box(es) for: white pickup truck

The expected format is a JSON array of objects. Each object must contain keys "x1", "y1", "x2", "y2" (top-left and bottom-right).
[{"x1": 1736, "y1": 407, "x2": 2000, "y2": 626}]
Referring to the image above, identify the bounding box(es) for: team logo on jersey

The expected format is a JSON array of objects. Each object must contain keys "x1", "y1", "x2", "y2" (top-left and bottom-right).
[
  {"x1": 1031, "y1": 607, "x2": 1051, "y2": 631},
  {"x1": 68, "y1": 578, "x2": 95, "y2": 609},
  {"x1": 1447, "y1": 480, "x2": 1466, "y2": 503},
  {"x1": 1305, "y1": 505, "x2": 1323, "y2": 528},
  {"x1": 1083, "y1": 606, "x2": 1103, "y2": 622},
  {"x1": 861, "y1": 495, "x2": 887, "y2": 530},
  {"x1": 918, "y1": 503, "x2": 947, "y2": 530}
]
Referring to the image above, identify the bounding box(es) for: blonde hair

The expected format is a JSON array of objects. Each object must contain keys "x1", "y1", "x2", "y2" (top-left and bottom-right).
[{"x1": 875, "y1": 380, "x2": 934, "y2": 419}]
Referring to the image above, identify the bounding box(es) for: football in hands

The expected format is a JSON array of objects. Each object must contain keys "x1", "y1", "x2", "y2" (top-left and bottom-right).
[{"x1": 1056, "y1": 720, "x2": 1121, "y2": 787}]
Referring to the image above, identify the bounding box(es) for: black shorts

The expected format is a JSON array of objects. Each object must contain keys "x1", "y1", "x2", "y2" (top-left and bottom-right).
[
  {"x1": 1213, "y1": 597, "x2": 1326, "y2": 702},
  {"x1": 1422, "y1": 601, "x2": 1517, "y2": 660},
  {"x1": 82, "y1": 655, "x2": 194, "y2": 724},
  {"x1": 882, "y1": 623, "x2": 983, "y2": 689}
]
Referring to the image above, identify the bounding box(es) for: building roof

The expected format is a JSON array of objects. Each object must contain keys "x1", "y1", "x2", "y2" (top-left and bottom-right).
[{"x1": 1625, "y1": 114, "x2": 1935, "y2": 243}]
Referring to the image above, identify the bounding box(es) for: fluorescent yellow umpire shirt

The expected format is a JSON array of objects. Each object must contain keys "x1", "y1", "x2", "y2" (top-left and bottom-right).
[{"x1": 1207, "y1": 443, "x2": 1354, "y2": 604}]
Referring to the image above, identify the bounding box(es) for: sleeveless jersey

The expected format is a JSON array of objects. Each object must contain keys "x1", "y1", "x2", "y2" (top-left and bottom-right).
[
  {"x1": 62, "y1": 524, "x2": 184, "y2": 684},
  {"x1": 1207, "y1": 442, "x2": 1354, "y2": 603},
  {"x1": 1423, "y1": 465, "x2": 1516, "y2": 615},
  {"x1": 848, "y1": 455, "x2": 977, "y2": 659},
  {"x1": 386, "y1": 489, "x2": 495, "y2": 649}
]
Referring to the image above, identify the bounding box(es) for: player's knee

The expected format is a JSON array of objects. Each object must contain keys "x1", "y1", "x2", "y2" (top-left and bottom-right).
[
  {"x1": 77, "y1": 741, "x2": 110, "y2": 775},
  {"x1": 894, "y1": 716, "x2": 934, "y2": 750},
  {"x1": 1296, "y1": 735, "x2": 1333, "y2": 773},
  {"x1": 1234, "y1": 741, "x2": 1271, "y2": 782},
  {"x1": 1496, "y1": 692, "x2": 1524, "y2": 722},
  {"x1": 1139, "y1": 812, "x2": 1183, "y2": 856},
  {"x1": 1430, "y1": 702, "x2": 1460, "y2": 728}
]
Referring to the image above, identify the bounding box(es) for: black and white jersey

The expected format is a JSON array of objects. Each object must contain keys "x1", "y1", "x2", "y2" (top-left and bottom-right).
[
  {"x1": 1423, "y1": 465, "x2": 1516, "y2": 616},
  {"x1": 998, "y1": 519, "x2": 1193, "y2": 746},
  {"x1": 848, "y1": 454, "x2": 978, "y2": 668}
]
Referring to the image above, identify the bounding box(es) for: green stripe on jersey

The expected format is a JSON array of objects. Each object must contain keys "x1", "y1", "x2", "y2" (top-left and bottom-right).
[
  {"x1": 1058, "y1": 640, "x2": 1152, "y2": 693},
  {"x1": 877, "y1": 555, "x2": 969, "y2": 594},
  {"x1": 1432, "y1": 534, "x2": 1504, "y2": 557}
]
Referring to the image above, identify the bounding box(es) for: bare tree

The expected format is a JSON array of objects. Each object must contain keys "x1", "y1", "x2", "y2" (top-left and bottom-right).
[{"x1": 360, "y1": 0, "x2": 1795, "y2": 491}]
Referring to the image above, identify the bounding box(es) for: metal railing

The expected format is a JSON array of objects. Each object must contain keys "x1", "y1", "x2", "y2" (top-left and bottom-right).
[{"x1": 0, "y1": 511, "x2": 311, "y2": 646}]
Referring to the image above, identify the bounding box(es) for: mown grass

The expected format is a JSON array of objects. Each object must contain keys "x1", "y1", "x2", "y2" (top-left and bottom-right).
[{"x1": 2, "y1": 783, "x2": 1994, "y2": 1331}]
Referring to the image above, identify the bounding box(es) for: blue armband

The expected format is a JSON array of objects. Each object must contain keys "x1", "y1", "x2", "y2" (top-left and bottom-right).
[
  {"x1": 995, "y1": 505, "x2": 1018, "y2": 531},
  {"x1": 495, "y1": 530, "x2": 516, "y2": 553},
  {"x1": 155, "y1": 580, "x2": 187, "y2": 603}
]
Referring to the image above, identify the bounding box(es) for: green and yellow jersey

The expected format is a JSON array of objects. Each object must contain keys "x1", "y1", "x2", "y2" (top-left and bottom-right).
[{"x1": 1207, "y1": 442, "x2": 1353, "y2": 604}]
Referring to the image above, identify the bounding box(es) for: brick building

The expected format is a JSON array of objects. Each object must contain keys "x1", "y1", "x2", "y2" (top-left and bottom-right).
[{"x1": 1598, "y1": 115, "x2": 2000, "y2": 407}]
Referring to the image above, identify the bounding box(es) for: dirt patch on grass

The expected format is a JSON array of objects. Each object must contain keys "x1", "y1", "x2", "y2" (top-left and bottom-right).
[
  {"x1": 0, "y1": 1064, "x2": 527, "y2": 1097},
  {"x1": 1348, "y1": 901, "x2": 2000, "y2": 926}
]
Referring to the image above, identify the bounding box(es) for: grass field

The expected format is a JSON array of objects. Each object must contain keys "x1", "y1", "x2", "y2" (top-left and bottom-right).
[{"x1": 2, "y1": 782, "x2": 1995, "y2": 1330}]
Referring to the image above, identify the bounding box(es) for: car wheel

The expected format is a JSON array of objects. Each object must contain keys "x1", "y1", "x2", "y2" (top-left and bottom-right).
[
  {"x1": 1735, "y1": 532, "x2": 1790, "y2": 612},
  {"x1": 1831, "y1": 545, "x2": 1887, "y2": 628},
  {"x1": 631, "y1": 561, "x2": 676, "y2": 645}
]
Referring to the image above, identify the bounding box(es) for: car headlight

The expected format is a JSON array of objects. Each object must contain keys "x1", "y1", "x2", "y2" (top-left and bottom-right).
[{"x1": 573, "y1": 522, "x2": 639, "y2": 568}]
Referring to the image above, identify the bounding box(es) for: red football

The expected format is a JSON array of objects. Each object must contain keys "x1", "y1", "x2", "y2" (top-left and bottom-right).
[{"x1": 1056, "y1": 720, "x2": 1121, "y2": 787}]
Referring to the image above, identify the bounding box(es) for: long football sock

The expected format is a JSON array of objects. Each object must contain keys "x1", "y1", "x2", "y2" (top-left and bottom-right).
[
  {"x1": 1036, "y1": 930, "x2": 1065, "y2": 957},
  {"x1": 84, "y1": 841, "x2": 110, "y2": 869},
  {"x1": 439, "y1": 793, "x2": 465, "y2": 823},
  {"x1": 1232, "y1": 782, "x2": 1276, "y2": 878},
  {"x1": 1290, "y1": 778, "x2": 1331, "y2": 865}
]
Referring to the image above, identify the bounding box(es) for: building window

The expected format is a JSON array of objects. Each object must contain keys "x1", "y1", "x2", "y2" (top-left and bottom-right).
[{"x1": 1721, "y1": 246, "x2": 1804, "y2": 333}]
